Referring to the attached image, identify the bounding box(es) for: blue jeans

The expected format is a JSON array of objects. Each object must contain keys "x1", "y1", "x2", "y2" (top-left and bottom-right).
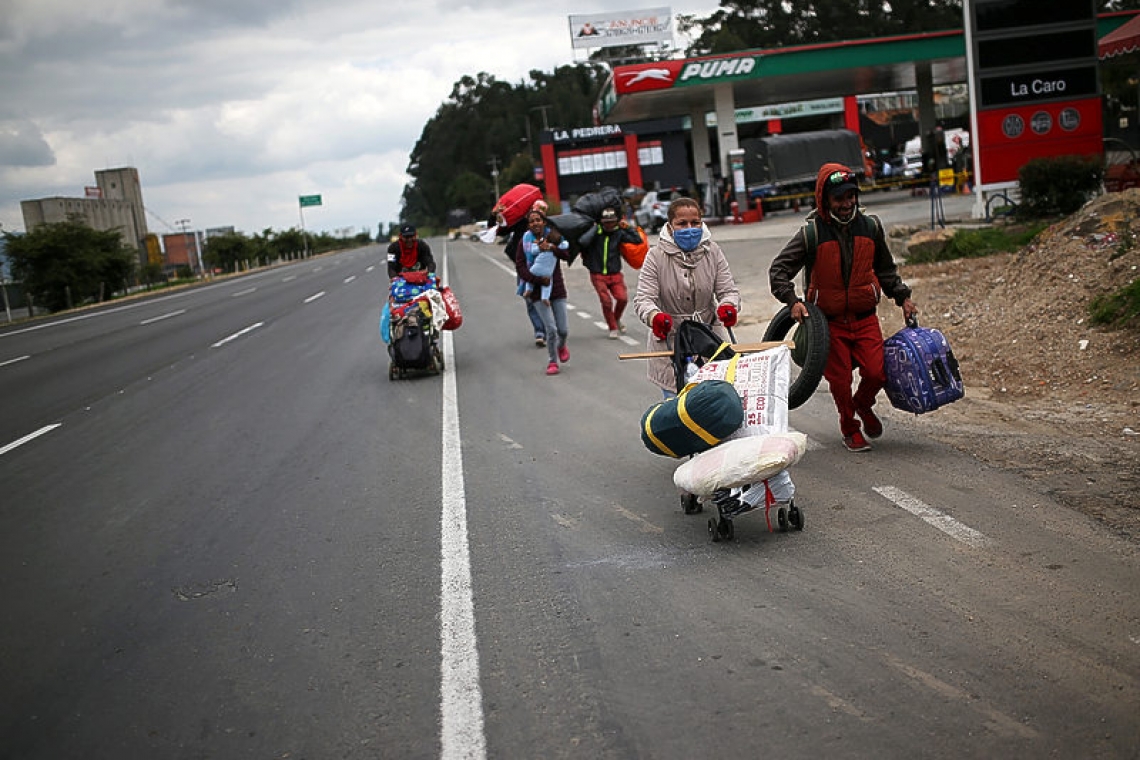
[
  {"x1": 534, "y1": 298, "x2": 569, "y2": 364},
  {"x1": 525, "y1": 297, "x2": 545, "y2": 338}
]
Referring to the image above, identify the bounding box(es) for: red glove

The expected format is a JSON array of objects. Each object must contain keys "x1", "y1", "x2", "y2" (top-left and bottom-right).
[
  {"x1": 716, "y1": 303, "x2": 737, "y2": 327},
  {"x1": 651, "y1": 312, "x2": 673, "y2": 341}
]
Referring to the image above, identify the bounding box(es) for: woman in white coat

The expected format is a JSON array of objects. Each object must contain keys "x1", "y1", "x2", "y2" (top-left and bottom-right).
[{"x1": 633, "y1": 197, "x2": 741, "y2": 396}]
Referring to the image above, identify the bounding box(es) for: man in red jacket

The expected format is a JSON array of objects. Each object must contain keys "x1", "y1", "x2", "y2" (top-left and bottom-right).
[
  {"x1": 387, "y1": 224, "x2": 435, "y2": 279},
  {"x1": 769, "y1": 163, "x2": 917, "y2": 452}
]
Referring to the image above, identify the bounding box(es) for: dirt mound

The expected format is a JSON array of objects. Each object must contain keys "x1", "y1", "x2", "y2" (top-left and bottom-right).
[{"x1": 892, "y1": 191, "x2": 1140, "y2": 539}]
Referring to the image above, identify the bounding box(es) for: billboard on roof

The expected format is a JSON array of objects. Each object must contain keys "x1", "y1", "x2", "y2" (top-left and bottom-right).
[{"x1": 568, "y1": 8, "x2": 672, "y2": 51}]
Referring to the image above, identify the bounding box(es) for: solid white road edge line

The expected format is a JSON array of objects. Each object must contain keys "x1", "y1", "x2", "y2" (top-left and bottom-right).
[
  {"x1": 0, "y1": 423, "x2": 62, "y2": 457},
  {"x1": 873, "y1": 485, "x2": 989, "y2": 548},
  {"x1": 439, "y1": 243, "x2": 488, "y2": 760},
  {"x1": 211, "y1": 322, "x2": 264, "y2": 348}
]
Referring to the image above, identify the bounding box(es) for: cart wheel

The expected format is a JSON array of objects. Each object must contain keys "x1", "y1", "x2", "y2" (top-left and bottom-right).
[
  {"x1": 708, "y1": 517, "x2": 721, "y2": 542},
  {"x1": 681, "y1": 493, "x2": 701, "y2": 514},
  {"x1": 434, "y1": 345, "x2": 445, "y2": 371},
  {"x1": 777, "y1": 507, "x2": 789, "y2": 533},
  {"x1": 720, "y1": 518, "x2": 735, "y2": 541},
  {"x1": 788, "y1": 501, "x2": 804, "y2": 531},
  {"x1": 389, "y1": 364, "x2": 398, "y2": 381}
]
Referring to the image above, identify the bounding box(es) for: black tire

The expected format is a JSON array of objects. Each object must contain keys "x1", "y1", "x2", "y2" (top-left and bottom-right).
[
  {"x1": 681, "y1": 493, "x2": 701, "y2": 514},
  {"x1": 777, "y1": 507, "x2": 789, "y2": 533},
  {"x1": 389, "y1": 364, "x2": 398, "y2": 382},
  {"x1": 708, "y1": 517, "x2": 721, "y2": 542},
  {"x1": 762, "y1": 302, "x2": 829, "y2": 409}
]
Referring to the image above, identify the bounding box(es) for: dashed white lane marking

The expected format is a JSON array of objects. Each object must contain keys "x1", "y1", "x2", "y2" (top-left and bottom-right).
[
  {"x1": 0, "y1": 355, "x2": 31, "y2": 368},
  {"x1": 231, "y1": 287, "x2": 257, "y2": 297},
  {"x1": 211, "y1": 322, "x2": 264, "y2": 348},
  {"x1": 140, "y1": 310, "x2": 185, "y2": 325},
  {"x1": 0, "y1": 424, "x2": 62, "y2": 456},
  {"x1": 873, "y1": 485, "x2": 989, "y2": 547},
  {"x1": 343, "y1": 275, "x2": 356, "y2": 284},
  {"x1": 439, "y1": 244, "x2": 488, "y2": 760},
  {"x1": 303, "y1": 291, "x2": 325, "y2": 304}
]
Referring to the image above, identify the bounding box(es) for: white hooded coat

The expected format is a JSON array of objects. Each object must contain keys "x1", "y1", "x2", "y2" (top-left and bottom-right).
[{"x1": 633, "y1": 222, "x2": 741, "y2": 391}]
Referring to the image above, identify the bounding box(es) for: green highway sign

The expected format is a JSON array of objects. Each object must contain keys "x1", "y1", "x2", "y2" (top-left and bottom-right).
[{"x1": 299, "y1": 194, "x2": 323, "y2": 207}]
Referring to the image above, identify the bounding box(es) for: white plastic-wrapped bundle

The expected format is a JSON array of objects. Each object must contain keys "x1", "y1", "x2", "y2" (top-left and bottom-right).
[
  {"x1": 739, "y1": 469, "x2": 795, "y2": 508},
  {"x1": 672, "y1": 432, "x2": 807, "y2": 496}
]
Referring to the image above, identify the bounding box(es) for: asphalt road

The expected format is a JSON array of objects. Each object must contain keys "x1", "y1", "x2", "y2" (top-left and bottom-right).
[{"x1": 1, "y1": 197, "x2": 1138, "y2": 759}]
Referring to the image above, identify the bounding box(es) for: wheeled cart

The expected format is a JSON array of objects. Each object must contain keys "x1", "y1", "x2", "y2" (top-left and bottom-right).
[{"x1": 704, "y1": 476, "x2": 803, "y2": 542}]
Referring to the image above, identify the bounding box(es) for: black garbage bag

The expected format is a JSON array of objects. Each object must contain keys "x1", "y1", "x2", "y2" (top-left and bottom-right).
[
  {"x1": 672, "y1": 320, "x2": 736, "y2": 393},
  {"x1": 572, "y1": 187, "x2": 623, "y2": 221},
  {"x1": 545, "y1": 212, "x2": 594, "y2": 259}
]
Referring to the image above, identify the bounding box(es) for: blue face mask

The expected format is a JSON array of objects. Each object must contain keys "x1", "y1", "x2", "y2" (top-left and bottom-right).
[{"x1": 673, "y1": 226, "x2": 703, "y2": 252}]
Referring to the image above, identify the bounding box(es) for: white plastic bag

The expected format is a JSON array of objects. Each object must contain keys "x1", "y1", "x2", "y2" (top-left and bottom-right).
[
  {"x1": 739, "y1": 469, "x2": 795, "y2": 508},
  {"x1": 413, "y1": 289, "x2": 449, "y2": 331},
  {"x1": 692, "y1": 346, "x2": 790, "y2": 438},
  {"x1": 672, "y1": 432, "x2": 806, "y2": 496}
]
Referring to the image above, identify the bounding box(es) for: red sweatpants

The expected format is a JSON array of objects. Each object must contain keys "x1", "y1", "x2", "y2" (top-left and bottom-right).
[
  {"x1": 822, "y1": 314, "x2": 886, "y2": 437},
  {"x1": 589, "y1": 272, "x2": 628, "y2": 330}
]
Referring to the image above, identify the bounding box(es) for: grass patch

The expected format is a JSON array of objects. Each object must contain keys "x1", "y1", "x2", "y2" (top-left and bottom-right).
[
  {"x1": 906, "y1": 223, "x2": 1048, "y2": 264},
  {"x1": 1089, "y1": 278, "x2": 1140, "y2": 328}
]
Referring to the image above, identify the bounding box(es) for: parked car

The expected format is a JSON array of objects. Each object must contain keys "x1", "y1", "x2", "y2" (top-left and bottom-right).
[{"x1": 636, "y1": 189, "x2": 676, "y2": 233}]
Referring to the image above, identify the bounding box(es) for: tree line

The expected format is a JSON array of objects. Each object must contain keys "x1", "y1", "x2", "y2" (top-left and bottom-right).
[{"x1": 1, "y1": 219, "x2": 372, "y2": 314}]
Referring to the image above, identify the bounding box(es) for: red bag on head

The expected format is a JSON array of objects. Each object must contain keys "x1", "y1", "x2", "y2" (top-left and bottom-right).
[
  {"x1": 494, "y1": 184, "x2": 544, "y2": 228},
  {"x1": 440, "y1": 286, "x2": 463, "y2": 330}
]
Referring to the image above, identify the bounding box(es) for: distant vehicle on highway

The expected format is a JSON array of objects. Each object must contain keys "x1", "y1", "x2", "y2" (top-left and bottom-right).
[{"x1": 635, "y1": 189, "x2": 677, "y2": 233}]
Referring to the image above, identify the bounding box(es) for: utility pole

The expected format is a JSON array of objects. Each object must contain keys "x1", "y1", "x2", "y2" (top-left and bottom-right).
[
  {"x1": 488, "y1": 155, "x2": 501, "y2": 199},
  {"x1": 531, "y1": 105, "x2": 552, "y2": 132},
  {"x1": 0, "y1": 222, "x2": 11, "y2": 324}
]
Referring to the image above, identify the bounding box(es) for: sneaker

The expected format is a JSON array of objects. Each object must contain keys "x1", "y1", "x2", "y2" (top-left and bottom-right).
[
  {"x1": 558, "y1": 344, "x2": 570, "y2": 363},
  {"x1": 546, "y1": 362, "x2": 560, "y2": 376},
  {"x1": 843, "y1": 431, "x2": 872, "y2": 452},
  {"x1": 856, "y1": 407, "x2": 883, "y2": 438},
  {"x1": 535, "y1": 336, "x2": 546, "y2": 348},
  {"x1": 608, "y1": 330, "x2": 620, "y2": 340},
  {"x1": 618, "y1": 321, "x2": 627, "y2": 334}
]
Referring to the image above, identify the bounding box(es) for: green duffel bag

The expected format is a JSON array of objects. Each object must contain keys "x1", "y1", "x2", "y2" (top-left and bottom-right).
[{"x1": 640, "y1": 380, "x2": 744, "y2": 458}]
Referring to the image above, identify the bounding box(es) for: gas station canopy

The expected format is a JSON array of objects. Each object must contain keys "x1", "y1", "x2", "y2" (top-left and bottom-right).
[{"x1": 599, "y1": 31, "x2": 969, "y2": 124}]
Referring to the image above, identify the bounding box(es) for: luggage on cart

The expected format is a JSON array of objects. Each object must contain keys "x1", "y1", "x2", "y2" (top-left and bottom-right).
[
  {"x1": 389, "y1": 304, "x2": 434, "y2": 370},
  {"x1": 387, "y1": 273, "x2": 444, "y2": 381},
  {"x1": 665, "y1": 321, "x2": 807, "y2": 541},
  {"x1": 673, "y1": 432, "x2": 807, "y2": 495},
  {"x1": 883, "y1": 317, "x2": 964, "y2": 414},
  {"x1": 640, "y1": 380, "x2": 743, "y2": 458}
]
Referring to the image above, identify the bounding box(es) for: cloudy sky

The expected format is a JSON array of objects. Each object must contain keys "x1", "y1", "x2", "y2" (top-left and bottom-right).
[{"x1": 0, "y1": 0, "x2": 719, "y2": 240}]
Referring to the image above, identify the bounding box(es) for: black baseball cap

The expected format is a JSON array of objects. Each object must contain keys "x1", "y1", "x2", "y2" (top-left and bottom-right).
[
  {"x1": 400, "y1": 224, "x2": 416, "y2": 237},
  {"x1": 825, "y1": 169, "x2": 858, "y2": 197}
]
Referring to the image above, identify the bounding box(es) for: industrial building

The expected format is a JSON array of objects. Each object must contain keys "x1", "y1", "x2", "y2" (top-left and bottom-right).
[{"x1": 20, "y1": 167, "x2": 150, "y2": 268}]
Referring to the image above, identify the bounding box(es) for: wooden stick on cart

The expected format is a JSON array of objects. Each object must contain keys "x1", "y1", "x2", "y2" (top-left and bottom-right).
[{"x1": 618, "y1": 340, "x2": 794, "y2": 360}]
